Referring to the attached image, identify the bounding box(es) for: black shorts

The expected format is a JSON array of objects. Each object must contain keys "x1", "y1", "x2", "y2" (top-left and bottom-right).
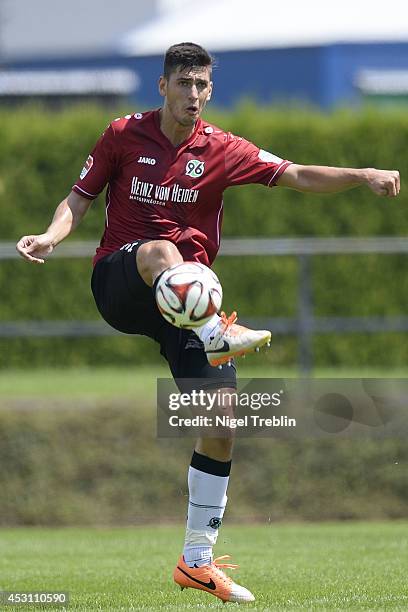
[{"x1": 91, "y1": 241, "x2": 236, "y2": 393}]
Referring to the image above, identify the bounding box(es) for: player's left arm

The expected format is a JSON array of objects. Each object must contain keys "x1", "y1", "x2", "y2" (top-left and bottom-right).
[{"x1": 276, "y1": 164, "x2": 400, "y2": 197}]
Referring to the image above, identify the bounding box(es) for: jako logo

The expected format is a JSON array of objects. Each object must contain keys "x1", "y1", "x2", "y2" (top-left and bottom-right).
[{"x1": 138, "y1": 156, "x2": 156, "y2": 165}]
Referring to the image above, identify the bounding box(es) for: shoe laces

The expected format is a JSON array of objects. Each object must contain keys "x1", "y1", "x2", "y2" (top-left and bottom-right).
[
  {"x1": 194, "y1": 555, "x2": 238, "y2": 587},
  {"x1": 220, "y1": 311, "x2": 238, "y2": 334},
  {"x1": 214, "y1": 555, "x2": 239, "y2": 570},
  {"x1": 212, "y1": 555, "x2": 238, "y2": 587}
]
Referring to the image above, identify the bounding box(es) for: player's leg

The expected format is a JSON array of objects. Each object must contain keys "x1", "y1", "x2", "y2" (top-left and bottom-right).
[
  {"x1": 160, "y1": 327, "x2": 255, "y2": 603},
  {"x1": 183, "y1": 417, "x2": 234, "y2": 569},
  {"x1": 137, "y1": 239, "x2": 271, "y2": 366},
  {"x1": 188, "y1": 399, "x2": 235, "y2": 562},
  {"x1": 136, "y1": 239, "x2": 183, "y2": 286},
  {"x1": 177, "y1": 433, "x2": 255, "y2": 601},
  {"x1": 91, "y1": 248, "x2": 254, "y2": 603},
  {"x1": 175, "y1": 432, "x2": 256, "y2": 603},
  {"x1": 195, "y1": 433, "x2": 233, "y2": 461}
]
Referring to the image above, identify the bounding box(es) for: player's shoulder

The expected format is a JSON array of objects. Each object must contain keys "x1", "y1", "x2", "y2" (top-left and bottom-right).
[
  {"x1": 198, "y1": 120, "x2": 245, "y2": 147},
  {"x1": 197, "y1": 119, "x2": 230, "y2": 142},
  {"x1": 108, "y1": 110, "x2": 155, "y2": 135}
]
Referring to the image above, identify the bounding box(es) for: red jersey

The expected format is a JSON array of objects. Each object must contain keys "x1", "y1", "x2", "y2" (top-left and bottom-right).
[{"x1": 72, "y1": 110, "x2": 291, "y2": 266}]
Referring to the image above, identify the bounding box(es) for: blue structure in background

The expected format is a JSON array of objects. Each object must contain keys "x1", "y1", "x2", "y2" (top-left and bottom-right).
[{"x1": 5, "y1": 41, "x2": 408, "y2": 109}]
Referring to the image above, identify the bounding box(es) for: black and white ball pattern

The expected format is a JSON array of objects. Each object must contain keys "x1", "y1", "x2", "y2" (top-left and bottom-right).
[{"x1": 155, "y1": 262, "x2": 223, "y2": 328}]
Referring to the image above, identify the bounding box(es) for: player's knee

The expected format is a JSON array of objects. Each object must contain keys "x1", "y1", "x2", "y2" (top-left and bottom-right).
[
  {"x1": 140, "y1": 240, "x2": 181, "y2": 267},
  {"x1": 154, "y1": 240, "x2": 182, "y2": 262},
  {"x1": 137, "y1": 240, "x2": 182, "y2": 285}
]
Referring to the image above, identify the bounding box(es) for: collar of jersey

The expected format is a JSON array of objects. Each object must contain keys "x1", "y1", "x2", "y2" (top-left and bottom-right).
[{"x1": 153, "y1": 108, "x2": 204, "y2": 150}]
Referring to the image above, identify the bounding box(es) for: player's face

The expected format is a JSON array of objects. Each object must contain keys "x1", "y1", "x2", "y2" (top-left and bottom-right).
[{"x1": 159, "y1": 66, "x2": 213, "y2": 127}]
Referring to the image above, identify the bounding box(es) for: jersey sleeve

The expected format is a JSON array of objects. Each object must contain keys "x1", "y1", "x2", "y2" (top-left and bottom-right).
[
  {"x1": 224, "y1": 133, "x2": 292, "y2": 188},
  {"x1": 72, "y1": 124, "x2": 119, "y2": 200}
]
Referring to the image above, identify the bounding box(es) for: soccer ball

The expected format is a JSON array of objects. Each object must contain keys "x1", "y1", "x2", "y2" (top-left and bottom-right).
[{"x1": 155, "y1": 262, "x2": 223, "y2": 328}]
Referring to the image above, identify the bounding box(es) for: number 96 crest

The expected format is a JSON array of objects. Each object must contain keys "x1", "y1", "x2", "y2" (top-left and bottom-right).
[{"x1": 185, "y1": 159, "x2": 205, "y2": 178}]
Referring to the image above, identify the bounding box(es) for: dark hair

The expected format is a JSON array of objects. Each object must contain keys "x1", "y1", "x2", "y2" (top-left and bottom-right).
[{"x1": 163, "y1": 42, "x2": 213, "y2": 78}]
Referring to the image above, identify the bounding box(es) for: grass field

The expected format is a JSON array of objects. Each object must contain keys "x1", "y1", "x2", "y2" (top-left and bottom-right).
[
  {"x1": 1, "y1": 369, "x2": 407, "y2": 610},
  {"x1": 1, "y1": 523, "x2": 407, "y2": 610},
  {"x1": 0, "y1": 366, "x2": 407, "y2": 399}
]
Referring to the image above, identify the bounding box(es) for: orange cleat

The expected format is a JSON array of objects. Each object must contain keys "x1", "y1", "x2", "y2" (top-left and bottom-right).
[
  {"x1": 204, "y1": 311, "x2": 272, "y2": 367},
  {"x1": 173, "y1": 554, "x2": 255, "y2": 603}
]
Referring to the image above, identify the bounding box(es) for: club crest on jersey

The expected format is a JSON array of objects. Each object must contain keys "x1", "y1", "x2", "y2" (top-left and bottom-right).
[
  {"x1": 80, "y1": 155, "x2": 93, "y2": 180},
  {"x1": 185, "y1": 159, "x2": 205, "y2": 178}
]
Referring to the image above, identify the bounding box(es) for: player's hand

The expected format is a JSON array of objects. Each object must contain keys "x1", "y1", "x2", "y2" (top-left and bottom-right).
[
  {"x1": 16, "y1": 233, "x2": 54, "y2": 264},
  {"x1": 366, "y1": 169, "x2": 400, "y2": 197}
]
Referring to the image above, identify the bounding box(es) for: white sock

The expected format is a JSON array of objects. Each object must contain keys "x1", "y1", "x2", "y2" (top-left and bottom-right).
[
  {"x1": 183, "y1": 456, "x2": 230, "y2": 568},
  {"x1": 193, "y1": 313, "x2": 220, "y2": 343}
]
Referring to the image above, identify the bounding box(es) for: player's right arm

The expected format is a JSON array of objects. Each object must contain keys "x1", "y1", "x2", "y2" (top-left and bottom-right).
[
  {"x1": 16, "y1": 191, "x2": 92, "y2": 264},
  {"x1": 17, "y1": 118, "x2": 120, "y2": 264}
]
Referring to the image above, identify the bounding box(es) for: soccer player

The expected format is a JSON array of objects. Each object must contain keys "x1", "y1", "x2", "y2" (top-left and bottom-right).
[{"x1": 16, "y1": 43, "x2": 400, "y2": 604}]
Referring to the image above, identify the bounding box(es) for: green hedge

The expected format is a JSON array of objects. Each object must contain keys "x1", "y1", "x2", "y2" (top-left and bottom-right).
[
  {"x1": 1, "y1": 105, "x2": 407, "y2": 368},
  {"x1": 2, "y1": 105, "x2": 407, "y2": 239},
  {"x1": 0, "y1": 400, "x2": 407, "y2": 525}
]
